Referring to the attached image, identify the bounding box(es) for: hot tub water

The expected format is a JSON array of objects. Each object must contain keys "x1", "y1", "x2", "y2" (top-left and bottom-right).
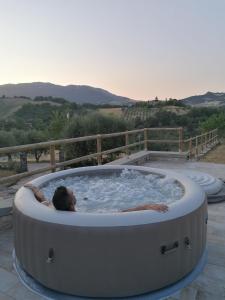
[{"x1": 41, "y1": 169, "x2": 184, "y2": 213}]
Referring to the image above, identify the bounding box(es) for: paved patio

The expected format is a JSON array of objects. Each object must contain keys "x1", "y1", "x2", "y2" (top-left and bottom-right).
[
  {"x1": 0, "y1": 160, "x2": 225, "y2": 299},
  {"x1": 143, "y1": 160, "x2": 225, "y2": 181}
]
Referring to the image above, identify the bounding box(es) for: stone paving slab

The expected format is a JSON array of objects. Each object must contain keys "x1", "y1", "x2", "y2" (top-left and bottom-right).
[
  {"x1": 143, "y1": 161, "x2": 225, "y2": 180},
  {"x1": 6, "y1": 282, "x2": 45, "y2": 300},
  {"x1": 0, "y1": 199, "x2": 13, "y2": 217},
  {"x1": 0, "y1": 267, "x2": 19, "y2": 293},
  {"x1": 0, "y1": 186, "x2": 14, "y2": 226},
  {"x1": 0, "y1": 229, "x2": 44, "y2": 299},
  {"x1": 196, "y1": 291, "x2": 223, "y2": 300},
  {"x1": 0, "y1": 292, "x2": 14, "y2": 299},
  {"x1": 108, "y1": 151, "x2": 188, "y2": 166},
  {"x1": 0, "y1": 215, "x2": 13, "y2": 231},
  {"x1": 167, "y1": 286, "x2": 197, "y2": 299}
]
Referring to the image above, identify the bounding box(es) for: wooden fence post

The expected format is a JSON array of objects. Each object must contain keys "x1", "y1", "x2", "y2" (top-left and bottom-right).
[
  {"x1": 97, "y1": 135, "x2": 102, "y2": 165},
  {"x1": 215, "y1": 129, "x2": 218, "y2": 144},
  {"x1": 200, "y1": 134, "x2": 203, "y2": 153},
  {"x1": 50, "y1": 145, "x2": 56, "y2": 172},
  {"x1": 19, "y1": 152, "x2": 28, "y2": 172},
  {"x1": 144, "y1": 128, "x2": 148, "y2": 151},
  {"x1": 189, "y1": 139, "x2": 192, "y2": 159},
  {"x1": 205, "y1": 133, "x2": 207, "y2": 150},
  {"x1": 125, "y1": 131, "x2": 129, "y2": 156},
  {"x1": 179, "y1": 127, "x2": 183, "y2": 153},
  {"x1": 195, "y1": 136, "x2": 198, "y2": 159},
  {"x1": 59, "y1": 148, "x2": 65, "y2": 170}
]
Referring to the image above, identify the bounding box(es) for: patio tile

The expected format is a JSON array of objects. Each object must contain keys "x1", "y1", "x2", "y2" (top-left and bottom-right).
[
  {"x1": 0, "y1": 267, "x2": 18, "y2": 293},
  {"x1": 0, "y1": 291, "x2": 14, "y2": 299},
  {"x1": 6, "y1": 283, "x2": 45, "y2": 300},
  {"x1": 0, "y1": 249, "x2": 14, "y2": 272}
]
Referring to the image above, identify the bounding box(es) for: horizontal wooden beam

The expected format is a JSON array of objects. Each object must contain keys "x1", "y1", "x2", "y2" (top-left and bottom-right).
[
  {"x1": 147, "y1": 127, "x2": 181, "y2": 131},
  {"x1": 147, "y1": 139, "x2": 179, "y2": 144},
  {"x1": 0, "y1": 135, "x2": 98, "y2": 154},
  {"x1": 101, "y1": 129, "x2": 144, "y2": 138},
  {"x1": 101, "y1": 142, "x2": 144, "y2": 155}
]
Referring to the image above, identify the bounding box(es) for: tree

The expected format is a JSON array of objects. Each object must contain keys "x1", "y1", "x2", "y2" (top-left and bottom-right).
[
  {"x1": 62, "y1": 112, "x2": 131, "y2": 164},
  {"x1": 200, "y1": 112, "x2": 225, "y2": 136},
  {"x1": 11, "y1": 129, "x2": 29, "y2": 145},
  {"x1": 0, "y1": 130, "x2": 16, "y2": 161},
  {"x1": 49, "y1": 111, "x2": 68, "y2": 139},
  {"x1": 27, "y1": 130, "x2": 48, "y2": 162}
]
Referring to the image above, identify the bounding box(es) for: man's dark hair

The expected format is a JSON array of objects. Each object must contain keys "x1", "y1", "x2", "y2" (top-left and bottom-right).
[{"x1": 52, "y1": 186, "x2": 71, "y2": 211}]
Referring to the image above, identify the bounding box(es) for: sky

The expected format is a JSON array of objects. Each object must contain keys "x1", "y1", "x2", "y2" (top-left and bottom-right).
[{"x1": 0, "y1": 0, "x2": 225, "y2": 100}]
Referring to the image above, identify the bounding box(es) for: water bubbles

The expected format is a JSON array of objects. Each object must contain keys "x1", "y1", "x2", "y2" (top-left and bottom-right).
[{"x1": 41, "y1": 169, "x2": 183, "y2": 213}]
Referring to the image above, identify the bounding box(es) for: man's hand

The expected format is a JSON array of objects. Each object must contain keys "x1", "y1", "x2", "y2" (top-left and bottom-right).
[
  {"x1": 24, "y1": 183, "x2": 46, "y2": 203},
  {"x1": 24, "y1": 183, "x2": 38, "y2": 192}
]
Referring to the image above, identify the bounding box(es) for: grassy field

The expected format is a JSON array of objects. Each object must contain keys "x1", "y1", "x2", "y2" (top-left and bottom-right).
[
  {"x1": 0, "y1": 98, "x2": 31, "y2": 119},
  {"x1": 98, "y1": 107, "x2": 123, "y2": 117},
  {"x1": 162, "y1": 106, "x2": 189, "y2": 115},
  {"x1": 0, "y1": 97, "x2": 60, "y2": 120},
  {"x1": 98, "y1": 106, "x2": 189, "y2": 121},
  {"x1": 123, "y1": 106, "x2": 189, "y2": 121},
  {"x1": 201, "y1": 142, "x2": 225, "y2": 164}
]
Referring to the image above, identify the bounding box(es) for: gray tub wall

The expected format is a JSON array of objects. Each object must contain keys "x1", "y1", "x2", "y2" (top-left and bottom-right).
[{"x1": 14, "y1": 200, "x2": 207, "y2": 298}]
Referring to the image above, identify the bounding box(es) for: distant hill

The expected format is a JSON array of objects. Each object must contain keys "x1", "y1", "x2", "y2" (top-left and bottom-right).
[
  {"x1": 0, "y1": 97, "x2": 31, "y2": 119},
  {"x1": 0, "y1": 82, "x2": 135, "y2": 106},
  {"x1": 182, "y1": 92, "x2": 225, "y2": 107},
  {"x1": 0, "y1": 97, "x2": 60, "y2": 120}
]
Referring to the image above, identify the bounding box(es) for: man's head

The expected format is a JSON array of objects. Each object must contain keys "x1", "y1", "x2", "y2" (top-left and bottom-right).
[{"x1": 52, "y1": 186, "x2": 76, "y2": 211}]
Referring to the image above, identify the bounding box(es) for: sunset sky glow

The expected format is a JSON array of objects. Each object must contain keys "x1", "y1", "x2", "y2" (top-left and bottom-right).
[{"x1": 0, "y1": 0, "x2": 225, "y2": 100}]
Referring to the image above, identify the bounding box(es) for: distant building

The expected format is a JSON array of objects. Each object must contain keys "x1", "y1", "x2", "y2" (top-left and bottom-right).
[{"x1": 147, "y1": 97, "x2": 160, "y2": 106}]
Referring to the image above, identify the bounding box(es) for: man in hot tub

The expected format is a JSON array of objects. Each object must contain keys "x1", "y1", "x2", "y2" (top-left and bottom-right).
[
  {"x1": 25, "y1": 184, "x2": 168, "y2": 213},
  {"x1": 25, "y1": 184, "x2": 76, "y2": 211}
]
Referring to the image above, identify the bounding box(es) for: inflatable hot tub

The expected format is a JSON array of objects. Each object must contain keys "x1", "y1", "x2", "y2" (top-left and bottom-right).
[{"x1": 14, "y1": 165, "x2": 207, "y2": 298}]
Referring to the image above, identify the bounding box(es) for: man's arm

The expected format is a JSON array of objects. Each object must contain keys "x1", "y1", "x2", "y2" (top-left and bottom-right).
[
  {"x1": 122, "y1": 204, "x2": 168, "y2": 213},
  {"x1": 24, "y1": 183, "x2": 47, "y2": 203}
]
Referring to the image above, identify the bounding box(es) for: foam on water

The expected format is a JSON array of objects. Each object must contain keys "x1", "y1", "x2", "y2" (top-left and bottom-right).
[{"x1": 41, "y1": 169, "x2": 184, "y2": 213}]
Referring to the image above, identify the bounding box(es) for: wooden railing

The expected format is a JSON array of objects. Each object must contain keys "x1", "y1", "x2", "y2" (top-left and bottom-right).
[
  {"x1": 183, "y1": 128, "x2": 218, "y2": 159},
  {"x1": 0, "y1": 127, "x2": 218, "y2": 184}
]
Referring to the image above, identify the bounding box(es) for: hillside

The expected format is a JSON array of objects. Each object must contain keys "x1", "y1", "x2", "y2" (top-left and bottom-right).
[
  {"x1": 0, "y1": 97, "x2": 60, "y2": 120},
  {"x1": 122, "y1": 105, "x2": 189, "y2": 121},
  {"x1": 0, "y1": 82, "x2": 135, "y2": 106},
  {"x1": 182, "y1": 92, "x2": 225, "y2": 107}
]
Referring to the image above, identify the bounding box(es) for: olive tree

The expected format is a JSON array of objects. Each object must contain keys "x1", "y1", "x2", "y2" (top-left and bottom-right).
[{"x1": 62, "y1": 112, "x2": 131, "y2": 165}]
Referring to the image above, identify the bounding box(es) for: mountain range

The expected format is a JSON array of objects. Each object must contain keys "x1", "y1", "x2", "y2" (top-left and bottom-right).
[
  {"x1": 181, "y1": 92, "x2": 225, "y2": 107},
  {"x1": 0, "y1": 82, "x2": 225, "y2": 107},
  {"x1": 0, "y1": 82, "x2": 135, "y2": 106}
]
